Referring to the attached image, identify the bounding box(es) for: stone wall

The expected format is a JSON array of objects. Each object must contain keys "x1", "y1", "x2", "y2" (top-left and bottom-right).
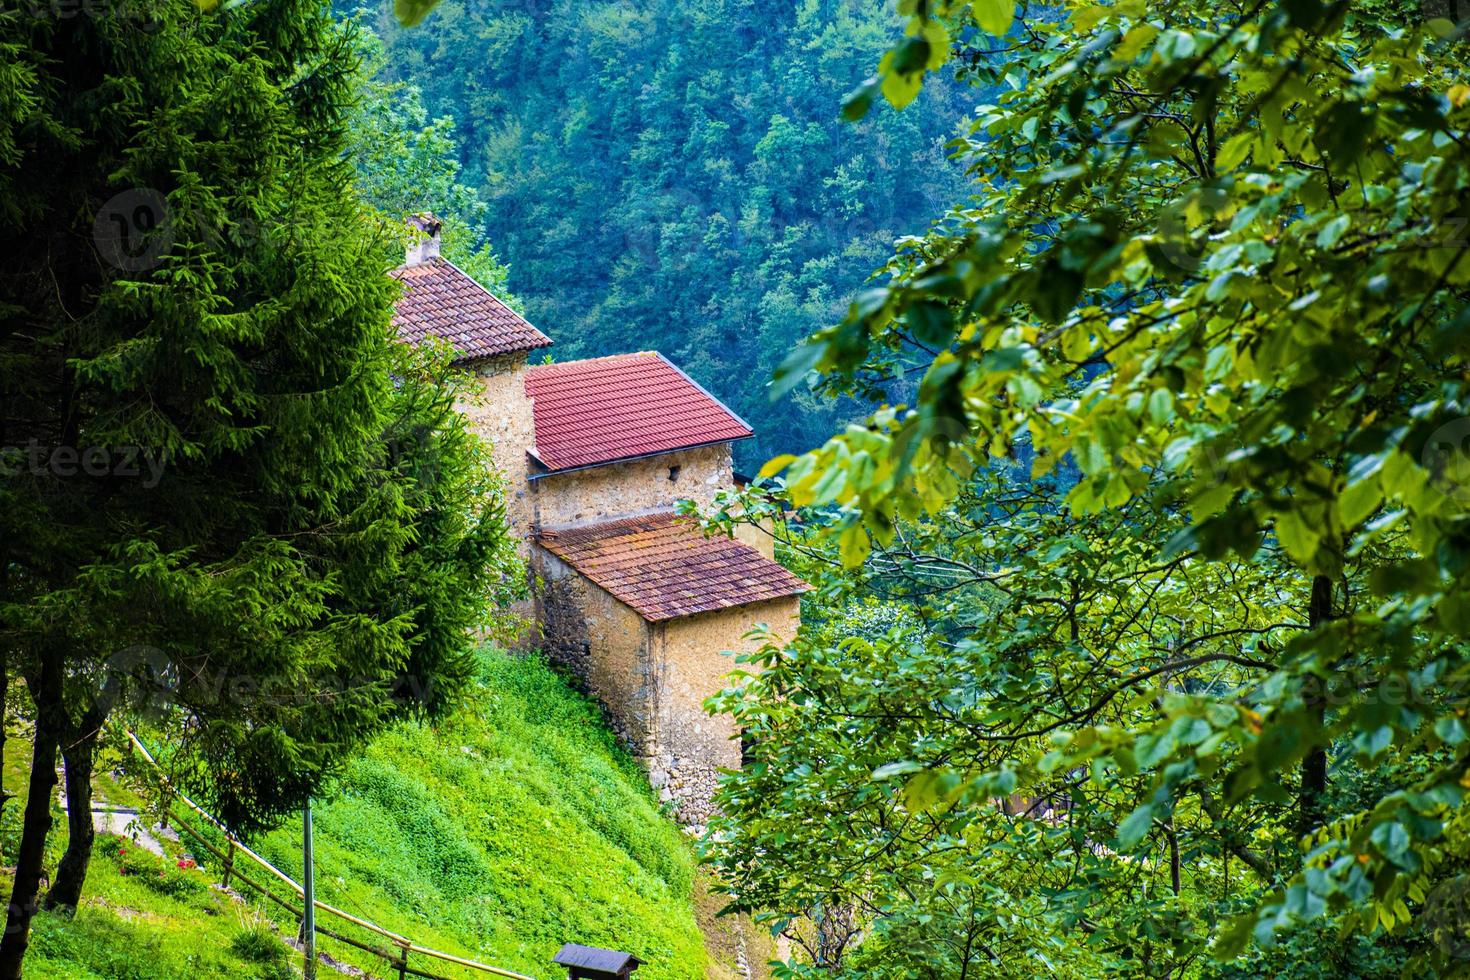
[
  {"x1": 456, "y1": 353, "x2": 538, "y2": 554},
  {"x1": 536, "y1": 549, "x2": 656, "y2": 748},
  {"x1": 531, "y1": 444, "x2": 734, "y2": 529},
  {"x1": 537, "y1": 548, "x2": 800, "y2": 827},
  {"x1": 646, "y1": 596, "x2": 801, "y2": 827}
]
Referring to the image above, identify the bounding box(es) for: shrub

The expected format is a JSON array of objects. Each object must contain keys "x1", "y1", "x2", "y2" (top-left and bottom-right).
[
  {"x1": 112, "y1": 840, "x2": 207, "y2": 900},
  {"x1": 229, "y1": 922, "x2": 289, "y2": 965}
]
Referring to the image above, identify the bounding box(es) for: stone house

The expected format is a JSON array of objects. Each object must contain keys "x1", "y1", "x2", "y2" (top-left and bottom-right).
[{"x1": 391, "y1": 219, "x2": 806, "y2": 822}]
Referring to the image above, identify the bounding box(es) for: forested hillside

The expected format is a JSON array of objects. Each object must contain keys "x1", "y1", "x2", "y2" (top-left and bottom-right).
[{"x1": 351, "y1": 0, "x2": 971, "y2": 465}]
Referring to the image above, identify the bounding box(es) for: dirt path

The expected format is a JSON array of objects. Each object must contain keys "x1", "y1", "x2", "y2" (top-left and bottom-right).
[{"x1": 56, "y1": 775, "x2": 170, "y2": 857}]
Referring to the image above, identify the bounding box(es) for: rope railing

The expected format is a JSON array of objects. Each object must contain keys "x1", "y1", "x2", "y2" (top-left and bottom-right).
[{"x1": 124, "y1": 730, "x2": 537, "y2": 980}]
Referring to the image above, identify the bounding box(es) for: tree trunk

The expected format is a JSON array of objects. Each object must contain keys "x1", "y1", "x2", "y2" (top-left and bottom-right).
[
  {"x1": 43, "y1": 729, "x2": 97, "y2": 914},
  {"x1": 1298, "y1": 574, "x2": 1333, "y2": 837},
  {"x1": 0, "y1": 548, "x2": 10, "y2": 829},
  {"x1": 1167, "y1": 817, "x2": 1181, "y2": 895},
  {"x1": 1418, "y1": 0, "x2": 1470, "y2": 22},
  {"x1": 0, "y1": 659, "x2": 9, "y2": 827},
  {"x1": 0, "y1": 653, "x2": 64, "y2": 979}
]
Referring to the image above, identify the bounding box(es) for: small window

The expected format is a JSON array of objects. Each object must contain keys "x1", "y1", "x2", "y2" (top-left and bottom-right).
[{"x1": 668, "y1": 465, "x2": 681, "y2": 482}]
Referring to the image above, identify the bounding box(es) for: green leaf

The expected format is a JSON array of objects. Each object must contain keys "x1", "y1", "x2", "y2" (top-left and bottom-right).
[
  {"x1": 758, "y1": 454, "x2": 797, "y2": 479},
  {"x1": 873, "y1": 760, "x2": 925, "y2": 780},
  {"x1": 971, "y1": 0, "x2": 1015, "y2": 35},
  {"x1": 1147, "y1": 387, "x2": 1174, "y2": 424},
  {"x1": 1273, "y1": 509, "x2": 1319, "y2": 566},
  {"x1": 903, "y1": 769, "x2": 961, "y2": 811},
  {"x1": 1115, "y1": 23, "x2": 1159, "y2": 62},
  {"x1": 1316, "y1": 213, "x2": 1350, "y2": 249},
  {"x1": 393, "y1": 0, "x2": 439, "y2": 27},
  {"x1": 1370, "y1": 821, "x2": 1410, "y2": 863},
  {"x1": 1212, "y1": 911, "x2": 1257, "y2": 960},
  {"x1": 842, "y1": 79, "x2": 879, "y2": 122},
  {"x1": 890, "y1": 36, "x2": 931, "y2": 75},
  {"x1": 880, "y1": 67, "x2": 923, "y2": 110},
  {"x1": 1338, "y1": 476, "x2": 1382, "y2": 528},
  {"x1": 1215, "y1": 131, "x2": 1254, "y2": 171},
  {"x1": 838, "y1": 523, "x2": 871, "y2": 568},
  {"x1": 1072, "y1": 6, "x2": 1109, "y2": 31},
  {"x1": 1117, "y1": 803, "x2": 1156, "y2": 849},
  {"x1": 771, "y1": 342, "x2": 823, "y2": 398},
  {"x1": 1435, "y1": 716, "x2": 1467, "y2": 746},
  {"x1": 1427, "y1": 17, "x2": 1457, "y2": 37}
]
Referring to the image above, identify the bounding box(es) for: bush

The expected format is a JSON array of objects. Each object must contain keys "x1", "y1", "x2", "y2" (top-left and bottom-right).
[
  {"x1": 229, "y1": 922, "x2": 289, "y2": 965},
  {"x1": 111, "y1": 839, "x2": 207, "y2": 900}
]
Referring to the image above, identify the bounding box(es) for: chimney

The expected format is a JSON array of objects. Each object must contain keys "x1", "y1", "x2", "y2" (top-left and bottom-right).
[{"x1": 404, "y1": 213, "x2": 442, "y2": 266}]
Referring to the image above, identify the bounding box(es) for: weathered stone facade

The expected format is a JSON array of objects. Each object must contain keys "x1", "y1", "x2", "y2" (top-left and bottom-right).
[
  {"x1": 456, "y1": 353, "x2": 539, "y2": 551},
  {"x1": 538, "y1": 545, "x2": 800, "y2": 825},
  {"x1": 645, "y1": 599, "x2": 800, "y2": 824},
  {"x1": 531, "y1": 443, "x2": 734, "y2": 529}
]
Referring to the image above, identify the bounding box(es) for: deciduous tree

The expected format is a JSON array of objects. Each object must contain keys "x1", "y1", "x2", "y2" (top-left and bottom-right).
[{"x1": 708, "y1": 0, "x2": 1470, "y2": 973}]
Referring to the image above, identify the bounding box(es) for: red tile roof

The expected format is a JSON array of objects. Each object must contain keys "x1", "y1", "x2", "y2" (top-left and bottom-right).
[
  {"x1": 537, "y1": 512, "x2": 807, "y2": 622},
  {"x1": 525, "y1": 352, "x2": 753, "y2": 473},
  {"x1": 392, "y1": 257, "x2": 552, "y2": 363}
]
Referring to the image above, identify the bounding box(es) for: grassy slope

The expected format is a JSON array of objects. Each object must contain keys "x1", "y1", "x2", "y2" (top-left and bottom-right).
[{"x1": 5, "y1": 650, "x2": 711, "y2": 979}]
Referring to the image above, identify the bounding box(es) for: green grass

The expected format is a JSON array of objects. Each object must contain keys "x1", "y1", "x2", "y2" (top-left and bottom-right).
[
  {"x1": 23, "y1": 834, "x2": 294, "y2": 979},
  {"x1": 5, "y1": 649, "x2": 709, "y2": 979}
]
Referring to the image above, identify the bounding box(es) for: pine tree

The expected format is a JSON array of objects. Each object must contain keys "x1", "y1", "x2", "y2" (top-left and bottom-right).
[{"x1": 0, "y1": 0, "x2": 516, "y2": 972}]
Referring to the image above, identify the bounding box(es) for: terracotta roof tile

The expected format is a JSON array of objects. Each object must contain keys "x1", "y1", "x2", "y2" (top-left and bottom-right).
[
  {"x1": 537, "y1": 512, "x2": 807, "y2": 622},
  {"x1": 525, "y1": 352, "x2": 752, "y2": 472},
  {"x1": 392, "y1": 257, "x2": 552, "y2": 363}
]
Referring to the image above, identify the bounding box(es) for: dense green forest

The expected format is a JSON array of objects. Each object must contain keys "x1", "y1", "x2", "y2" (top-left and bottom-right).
[{"x1": 350, "y1": 0, "x2": 972, "y2": 466}]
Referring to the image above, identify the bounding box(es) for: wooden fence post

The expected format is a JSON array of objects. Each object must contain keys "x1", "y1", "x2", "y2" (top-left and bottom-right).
[
  {"x1": 397, "y1": 942, "x2": 410, "y2": 980},
  {"x1": 221, "y1": 841, "x2": 235, "y2": 889}
]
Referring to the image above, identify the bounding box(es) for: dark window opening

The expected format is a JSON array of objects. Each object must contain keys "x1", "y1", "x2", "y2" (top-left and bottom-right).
[{"x1": 668, "y1": 465, "x2": 681, "y2": 482}]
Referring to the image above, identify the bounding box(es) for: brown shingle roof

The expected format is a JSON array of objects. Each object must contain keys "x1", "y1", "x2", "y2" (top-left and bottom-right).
[
  {"x1": 537, "y1": 512, "x2": 807, "y2": 622},
  {"x1": 391, "y1": 257, "x2": 552, "y2": 363},
  {"x1": 525, "y1": 352, "x2": 753, "y2": 473}
]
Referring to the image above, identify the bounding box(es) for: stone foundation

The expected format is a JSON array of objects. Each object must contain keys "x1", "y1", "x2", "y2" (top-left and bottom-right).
[{"x1": 538, "y1": 557, "x2": 799, "y2": 825}]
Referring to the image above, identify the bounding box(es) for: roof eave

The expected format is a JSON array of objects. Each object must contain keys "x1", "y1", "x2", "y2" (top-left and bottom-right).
[
  {"x1": 525, "y1": 435, "x2": 753, "y2": 482},
  {"x1": 450, "y1": 337, "x2": 553, "y2": 367},
  {"x1": 638, "y1": 586, "x2": 810, "y2": 623}
]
